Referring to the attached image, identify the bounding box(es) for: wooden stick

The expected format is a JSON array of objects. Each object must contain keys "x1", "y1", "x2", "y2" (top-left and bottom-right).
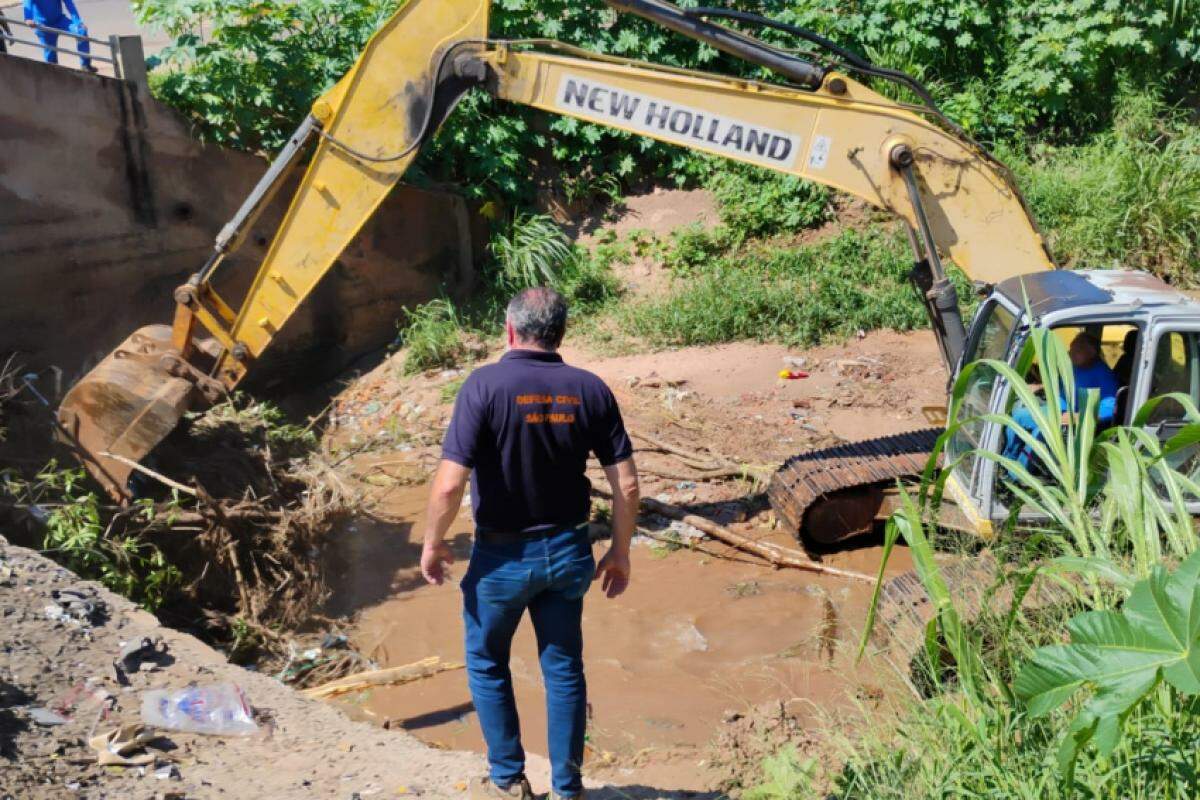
[
  {"x1": 639, "y1": 464, "x2": 774, "y2": 485},
  {"x1": 302, "y1": 656, "x2": 464, "y2": 700},
  {"x1": 605, "y1": 489, "x2": 873, "y2": 583},
  {"x1": 631, "y1": 430, "x2": 721, "y2": 466},
  {"x1": 100, "y1": 452, "x2": 198, "y2": 497}
]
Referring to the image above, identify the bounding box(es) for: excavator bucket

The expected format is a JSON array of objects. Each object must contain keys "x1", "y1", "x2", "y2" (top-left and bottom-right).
[{"x1": 57, "y1": 326, "x2": 199, "y2": 501}]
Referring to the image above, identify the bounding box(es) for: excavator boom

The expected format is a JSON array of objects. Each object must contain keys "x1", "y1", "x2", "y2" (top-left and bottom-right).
[{"x1": 58, "y1": 0, "x2": 1053, "y2": 500}]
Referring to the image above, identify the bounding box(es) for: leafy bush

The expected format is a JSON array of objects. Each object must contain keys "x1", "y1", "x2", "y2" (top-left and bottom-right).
[
  {"x1": 1016, "y1": 548, "x2": 1200, "y2": 773},
  {"x1": 779, "y1": 0, "x2": 1200, "y2": 138},
  {"x1": 134, "y1": 0, "x2": 397, "y2": 154},
  {"x1": 488, "y1": 212, "x2": 620, "y2": 306},
  {"x1": 703, "y1": 162, "x2": 832, "y2": 241},
  {"x1": 4, "y1": 465, "x2": 181, "y2": 610}
]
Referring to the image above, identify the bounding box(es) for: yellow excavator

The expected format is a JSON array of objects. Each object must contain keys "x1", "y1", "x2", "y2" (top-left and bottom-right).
[{"x1": 58, "y1": 0, "x2": 1200, "y2": 547}]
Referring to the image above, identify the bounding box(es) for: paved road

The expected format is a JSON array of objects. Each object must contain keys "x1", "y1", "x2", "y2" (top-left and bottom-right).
[{"x1": 1, "y1": 0, "x2": 169, "y2": 78}]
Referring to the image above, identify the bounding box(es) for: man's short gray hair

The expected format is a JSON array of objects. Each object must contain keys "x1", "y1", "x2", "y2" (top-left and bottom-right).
[{"x1": 507, "y1": 287, "x2": 569, "y2": 349}]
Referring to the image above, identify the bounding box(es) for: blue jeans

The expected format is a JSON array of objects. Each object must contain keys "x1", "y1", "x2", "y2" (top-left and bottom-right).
[
  {"x1": 461, "y1": 525, "x2": 595, "y2": 797},
  {"x1": 35, "y1": 15, "x2": 91, "y2": 68}
]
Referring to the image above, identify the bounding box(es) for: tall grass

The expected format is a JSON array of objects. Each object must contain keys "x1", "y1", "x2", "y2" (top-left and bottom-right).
[
  {"x1": 611, "y1": 226, "x2": 961, "y2": 350},
  {"x1": 1011, "y1": 90, "x2": 1200, "y2": 284},
  {"x1": 397, "y1": 298, "x2": 465, "y2": 375},
  {"x1": 752, "y1": 324, "x2": 1200, "y2": 799}
]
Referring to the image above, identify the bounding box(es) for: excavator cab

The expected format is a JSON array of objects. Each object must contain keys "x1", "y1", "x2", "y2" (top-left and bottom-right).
[{"x1": 941, "y1": 269, "x2": 1200, "y2": 534}]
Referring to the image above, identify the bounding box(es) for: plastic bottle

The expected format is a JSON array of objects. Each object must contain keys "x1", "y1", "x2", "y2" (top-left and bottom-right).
[{"x1": 141, "y1": 683, "x2": 258, "y2": 736}]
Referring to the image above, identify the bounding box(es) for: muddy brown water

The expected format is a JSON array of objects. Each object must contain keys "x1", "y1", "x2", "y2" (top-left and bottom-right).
[{"x1": 325, "y1": 484, "x2": 912, "y2": 788}]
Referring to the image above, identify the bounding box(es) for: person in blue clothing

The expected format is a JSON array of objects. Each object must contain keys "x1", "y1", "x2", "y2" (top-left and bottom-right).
[
  {"x1": 1004, "y1": 331, "x2": 1120, "y2": 472},
  {"x1": 24, "y1": 0, "x2": 96, "y2": 72}
]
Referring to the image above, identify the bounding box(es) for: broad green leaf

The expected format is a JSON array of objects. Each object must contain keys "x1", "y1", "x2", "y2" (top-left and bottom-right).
[{"x1": 1015, "y1": 548, "x2": 1200, "y2": 771}]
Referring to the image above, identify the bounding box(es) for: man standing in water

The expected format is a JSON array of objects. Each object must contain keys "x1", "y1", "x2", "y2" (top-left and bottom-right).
[{"x1": 420, "y1": 287, "x2": 640, "y2": 800}]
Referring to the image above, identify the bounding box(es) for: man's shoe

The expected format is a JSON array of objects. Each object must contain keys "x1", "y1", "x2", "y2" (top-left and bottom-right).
[{"x1": 468, "y1": 776, "x2": 535, "y2": 800}]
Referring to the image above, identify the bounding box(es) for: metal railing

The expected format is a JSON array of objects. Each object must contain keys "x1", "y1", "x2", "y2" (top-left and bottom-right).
[
  {"x1": 0, "y1": 15, "x2": 148, "y2": 90},
  {"x1": 0, "y1": 14, "x2": 120, "y2": 73}
]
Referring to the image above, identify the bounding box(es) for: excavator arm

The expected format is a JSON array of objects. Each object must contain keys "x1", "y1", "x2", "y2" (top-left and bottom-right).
[{"x1": 59, "y1": 0, "x2": 1054, "y2": 500}]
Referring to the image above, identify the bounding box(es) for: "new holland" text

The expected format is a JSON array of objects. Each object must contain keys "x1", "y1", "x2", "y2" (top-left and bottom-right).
[{"x1": 555, "y1": 76, "x2": 798, "y2": 169}]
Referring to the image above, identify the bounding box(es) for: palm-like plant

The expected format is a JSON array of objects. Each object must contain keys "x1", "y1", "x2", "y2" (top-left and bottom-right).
[{"x1": 490, "y1": 213, "x2": 576, "y2": 290}]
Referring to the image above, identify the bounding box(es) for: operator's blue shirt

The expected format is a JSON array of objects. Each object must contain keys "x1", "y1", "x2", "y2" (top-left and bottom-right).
[
  {"x1": 442, "y1": 349, "x2": 633, "y2": 534},
  {"x1": 1003, "y1": 358, "x2": 1122, "y2": 472},
  {"x1": 24, "y1": 0, "x2": 82, "y2": 25},
  {"x1": 1067, "y1": 360, "x2": 1120, "y2": 423}
]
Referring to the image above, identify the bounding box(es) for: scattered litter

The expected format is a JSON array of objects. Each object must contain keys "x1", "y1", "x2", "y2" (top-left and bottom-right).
[
  {"x1": 662, "y1": 387, "x2": 694, "y2": 410},
  {"x1": 26, "y1": 706, "x2": 69, "y2": 726},
  {"x1": 782, "y1": 356, "x2": 808, "y2": 370},
  {"x1": 88, "y1": 723, "x2": 156, "y2": 767},
  {"x1": 154, "y1": 764, "x2": 181, "y2": 781},
  {"x1": 278, "y1": 634, "x2": 371, "y2": 690},
  {"x1": 113, "y1": 637, "x2": 172, "y2": 686},
  {"x1": 44, "y1": 588, "x2": 105, "y2": 627},
  {"x1": 777, "y1": 369, "x2": 809, "y2": 380},
  {"x1": 142, "y1": 683, "x2": 259, "y2": 736},
  {"x1": 667, "y1": 519, "x2": 705, "y2": 543}
]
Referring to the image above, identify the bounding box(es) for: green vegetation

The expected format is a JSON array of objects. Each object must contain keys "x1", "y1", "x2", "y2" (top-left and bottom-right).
[
  {"x1": 1012, "y1": 89, "x2": 1200, "y2": 284},
  {"x1": 3, "y1": 464, "x2": 182, "y2": 610},
  {"x1": 490, "y1": 213, "x2": 576, "y2": 290},
  {"x1": 135, "y1": 0, "x2": 397, "y2": 154},
  {"x1": 615, "y1": 226, "x2": 934, "y2": 349},
  {"x1": 136, "y1": 1, "x2": 1200, "y2": 205},
  {"x1": 739, "y1": 326, "x2": 1200, "y2": 798},
  {"x1": 702, "y1": 162, "x2": 832, "y2": 241},
  {"x1": 397, "y1": 298, "x2": 467, "y2": 375}
]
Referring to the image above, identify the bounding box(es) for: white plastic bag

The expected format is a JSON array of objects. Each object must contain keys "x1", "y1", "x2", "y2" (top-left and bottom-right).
[{"x1": 141, "y1": 683, "x2": 258, "y2": 736}]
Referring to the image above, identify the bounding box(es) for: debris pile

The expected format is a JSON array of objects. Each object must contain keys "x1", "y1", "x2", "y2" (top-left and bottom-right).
[{"x1": 2, "y1": 394, "x2": 365, "y2": 666}]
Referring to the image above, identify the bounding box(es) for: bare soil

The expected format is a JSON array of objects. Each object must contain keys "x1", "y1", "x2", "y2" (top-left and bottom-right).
[{"x1": 0, "y1": 534, "x2": 496, "y2": 800}]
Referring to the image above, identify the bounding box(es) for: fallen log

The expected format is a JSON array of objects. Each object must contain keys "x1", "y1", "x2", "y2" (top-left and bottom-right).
[
  {"x1": 591, "y1": 485, "x2": 872, "y2": 582},
  {"x1": 302, "y1": 656, "x2": 464, "y2": 700}
]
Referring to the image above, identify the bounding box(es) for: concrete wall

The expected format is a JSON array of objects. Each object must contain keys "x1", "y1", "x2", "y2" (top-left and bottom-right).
[{"x1": 0, "y1": 54, "x2": 482, "y2": 390}]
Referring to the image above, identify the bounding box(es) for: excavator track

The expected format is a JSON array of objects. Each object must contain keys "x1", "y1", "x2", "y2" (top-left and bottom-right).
[{"x1": 768, "y1": 428, "x2": 942, "y2": 546}]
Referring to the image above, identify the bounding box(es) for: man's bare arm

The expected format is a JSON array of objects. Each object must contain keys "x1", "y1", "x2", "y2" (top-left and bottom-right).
[
  {"x1": 419, "y1": 459, "x2": 471, "y2": 585},
  {"x1": 595, "y1": 457, "x2": 639, "y2": 598}
]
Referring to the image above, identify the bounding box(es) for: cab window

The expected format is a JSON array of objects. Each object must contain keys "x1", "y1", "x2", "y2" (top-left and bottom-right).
[
  {"x1": 1147, "y1": 331, "x2": 1200, "y2": 424},
  {"x1": 949, "y1": 301, "x2": 1016, "y2": 484}
]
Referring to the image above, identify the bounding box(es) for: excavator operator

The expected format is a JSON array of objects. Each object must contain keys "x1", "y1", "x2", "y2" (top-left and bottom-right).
[{"x1": 1003, "y1": 332, "x2": 1120, "y2": 472}]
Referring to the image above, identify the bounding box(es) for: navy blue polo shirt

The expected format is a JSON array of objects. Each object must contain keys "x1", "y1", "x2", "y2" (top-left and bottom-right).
[{"x1": 441, "y1": 349, "x2": 633, "y2": 534}]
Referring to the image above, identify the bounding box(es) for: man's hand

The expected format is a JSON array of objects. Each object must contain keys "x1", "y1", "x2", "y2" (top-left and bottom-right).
[
  {"x1": 419, "y1": 460, "x2": 471, "y2": 585},
  {"x1": 594, "y1": 547, "x2": 631, "y2": 598},
  {"x1": 421, "y1": 539, "x2": 455, "y2": 585}
]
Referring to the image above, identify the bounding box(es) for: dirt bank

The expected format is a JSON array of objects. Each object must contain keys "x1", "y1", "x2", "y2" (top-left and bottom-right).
[{"x1": 0, "y1": 534, "x2": 502, "y2": 800}]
